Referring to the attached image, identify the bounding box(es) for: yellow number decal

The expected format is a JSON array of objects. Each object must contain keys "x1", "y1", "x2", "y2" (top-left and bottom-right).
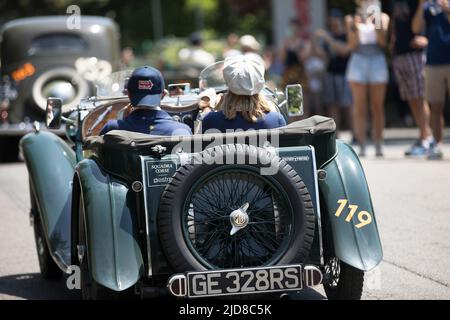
[
  {"x1": 345, "y1": 205, "x2": 359, "y2": 222},
  {"x1": 355, "y1": 211, "x2": 373, "y2": 229},
  {"x1": 335, "y1": 199, "x2": 348, "y2": 217},
  {"x1": 335, "y1": 200, "x2": 373, "y2": 229}
]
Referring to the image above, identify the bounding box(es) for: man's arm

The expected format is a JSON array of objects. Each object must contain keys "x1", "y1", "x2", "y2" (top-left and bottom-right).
[
  {"x1": 413, "y1": 0, "x2": 426, "y2": 34},
  {"x1": 99, "y1": 120, "x2": 119, "y2": 135}
]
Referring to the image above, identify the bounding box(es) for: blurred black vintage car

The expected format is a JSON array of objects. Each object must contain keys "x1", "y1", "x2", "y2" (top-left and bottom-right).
[{"x1": 0, "y1": 16, "x2": 121, "y2": 161}]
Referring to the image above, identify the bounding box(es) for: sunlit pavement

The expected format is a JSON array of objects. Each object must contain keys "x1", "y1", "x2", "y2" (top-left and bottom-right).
[{"x1": 1, "y1": 131, "x2": 449, "y2": 300}]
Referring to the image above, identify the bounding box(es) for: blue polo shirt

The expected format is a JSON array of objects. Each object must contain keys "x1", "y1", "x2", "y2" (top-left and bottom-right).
[
  {"x1": 424, "y1": 7, "x2": 450, "y2": 65},
  {"x1": 201, "y1": 111, "x2": 286, "y2": 133},
  {"x1": 100, "y1": 109, "x2": 192, "y2": 136}
]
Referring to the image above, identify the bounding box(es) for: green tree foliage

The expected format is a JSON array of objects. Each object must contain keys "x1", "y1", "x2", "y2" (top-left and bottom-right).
[{"x1": 0, "y1": 0, "x2": 271, "y2": 51}]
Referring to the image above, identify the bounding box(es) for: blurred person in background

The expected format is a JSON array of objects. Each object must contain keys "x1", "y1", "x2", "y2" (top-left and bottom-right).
[
  {"x1": 279, "y1": 18, "x2": 310, "y2": 94},
  {"x1": 303, "y1": 37, "x2": 327, "y2": 116},
  {"x1": 413, "y1": 0, "x2": 450, "y2": 160},
  {"x1": 316, "y1": 8, "x2": 353, "y2": 133},
  {"x1": 390, "y1": 0, "x2": 433, "y2": 157},
  {"x1": 239, "y1": 34, "x2": 265, "y2": 66},
  {"x1": 346, "y1": 0, "x2": 390, "y2": 157},
  {"x1": 223, "y1": 33, "x2": 242, "y2": 59},
  {"x1": 120, "y1": 47, "x2": 135, "y2": 69},
  {"x1": 179, "y1": 32, "x2": 215, "y2": 69}
]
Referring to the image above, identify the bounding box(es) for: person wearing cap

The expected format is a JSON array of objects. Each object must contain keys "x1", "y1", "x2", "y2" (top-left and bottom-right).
[
  {"x1": 178, "y1": 32, "x2": 215, "y2": 70},
  {"x1": 194, "y1": 88, "x2": 217, "y2": 134},
  {"x1": 239, "y1": 34, "x2": 265, "y2": 67},
  {"x1": 201, "y1": 56, "x2": 286, "y2": 133},
  {"x1": 100, "y1": 66, "x2": 192, "y2": 136}
]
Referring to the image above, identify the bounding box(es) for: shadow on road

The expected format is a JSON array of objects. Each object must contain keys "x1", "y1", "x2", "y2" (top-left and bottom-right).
[
  {"x1": 0, "y1": 273, "x2": 326, "y2": 300},
  {"x1": 0, "y1": 273, "x2": 80, "y2": 300}
]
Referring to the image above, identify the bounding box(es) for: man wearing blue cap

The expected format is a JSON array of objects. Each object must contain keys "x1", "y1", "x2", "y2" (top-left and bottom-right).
[{"x1": 100, "y1": 66, "x2": 192, "y2": 136}]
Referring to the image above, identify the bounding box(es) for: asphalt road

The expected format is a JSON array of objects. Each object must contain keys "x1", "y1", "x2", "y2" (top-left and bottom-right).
[{"x1": 1, "y1": 139, "x2": 450, "y2": 300}]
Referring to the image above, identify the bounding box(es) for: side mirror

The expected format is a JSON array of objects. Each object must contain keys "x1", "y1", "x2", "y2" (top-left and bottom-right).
[
  {"x1": 46, "y1": 97, "x2": 62, "y2": 129},
  {"x1": 168, "y1": 83, "x2": 191, "y2": 97},
  {"x1": 286, "y1": 84, "x2": 304, "y2": 117}
]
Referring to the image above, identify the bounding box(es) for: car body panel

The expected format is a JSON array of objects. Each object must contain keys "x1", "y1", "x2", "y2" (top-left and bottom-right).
[
  {"x1": 76, "y1": 159, "x2": 144, "y2": 291},
  {"x1": 20, "y1": 131, "x2": 76, "y2": 271},
  {"x1": 319, "y1": 140, "x2": 383, "y2": 271}
]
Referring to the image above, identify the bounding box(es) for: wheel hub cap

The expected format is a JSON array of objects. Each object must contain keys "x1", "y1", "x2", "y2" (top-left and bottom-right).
[{"x1": 229, "y1": 203, "x2": 250, "y2": 236}]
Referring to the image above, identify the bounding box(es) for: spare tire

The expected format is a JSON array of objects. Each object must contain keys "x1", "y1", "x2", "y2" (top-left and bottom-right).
[
  {"x1": 158, "y1": 144, "x2": 315, "y2": 272},
  {"x1": 31, "y1": 67, "x2": 90, "y2": 114}
]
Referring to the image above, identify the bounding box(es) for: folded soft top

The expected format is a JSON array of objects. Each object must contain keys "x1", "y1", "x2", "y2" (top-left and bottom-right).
[{"x1": 86, "y1": 116, "x2": 336, "y2": 149}]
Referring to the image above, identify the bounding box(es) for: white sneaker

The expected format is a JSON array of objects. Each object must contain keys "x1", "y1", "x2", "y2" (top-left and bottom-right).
[{"x1": 427, "y1": 143, "x2": 444, "y2": 160}]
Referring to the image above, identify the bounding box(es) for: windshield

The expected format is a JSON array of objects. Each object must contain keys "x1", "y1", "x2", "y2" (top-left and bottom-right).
[
  {"x1": 199, "y1": 61, "x2": 227, "y2": 92},
  {"x1": 96, "y1": 70, "x2": 133, "y2": 98}
]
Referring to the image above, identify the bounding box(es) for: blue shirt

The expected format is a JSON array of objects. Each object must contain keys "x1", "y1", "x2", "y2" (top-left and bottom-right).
[
  {"x1": 201, "y1": 111, "x2": 287, "y2": 133},
  {"x1": 100, "y1": 109, "x2": 192, "y2": 136},
  {"x1": 424, "y1": 6, "x2": 450, "y2": 65}
]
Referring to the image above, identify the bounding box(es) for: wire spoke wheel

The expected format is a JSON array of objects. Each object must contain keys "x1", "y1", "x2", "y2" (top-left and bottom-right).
[
  {"x1": 182, "y1": 168, "x2": 293, "y2": 269},
  {"x1": 324, "y1": 257, "x2": 341, "y2": 288},
  {"x1": 158, "y1": 144, "x2": 315, "y2": 273}
]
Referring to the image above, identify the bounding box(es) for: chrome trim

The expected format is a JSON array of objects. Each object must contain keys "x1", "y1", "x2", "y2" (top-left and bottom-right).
[
  {"x1": 167, "y1": 274, "x2": 187, "y2": 298},
  {"x1": 32, "y1": 121, "x2": 40, "y2": 133},
  {"x1": 140, "y1": 156, "x2": 153, "y2": 277},
  {"x1": 310, "y1": 146, "x2": 325, "y2": 266},
  {"x1": 303, "y1": 265, "x2": 323, "y2": 287},
  {"x1": 131, "y1": 181, "x2": 143, "y2": 193}
]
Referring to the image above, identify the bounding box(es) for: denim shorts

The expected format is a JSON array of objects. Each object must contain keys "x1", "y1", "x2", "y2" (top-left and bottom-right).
[
  {"x1": 323, "y1": 73, "x2": 353, "y2": 108},
  {"x1": 346, "y1": 53, "x2": 389, "y2": 84}
]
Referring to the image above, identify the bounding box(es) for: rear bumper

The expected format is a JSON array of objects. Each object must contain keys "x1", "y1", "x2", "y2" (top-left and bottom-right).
[{"x1": 166, "y1": 264, "x2": 323, "y2": 299}]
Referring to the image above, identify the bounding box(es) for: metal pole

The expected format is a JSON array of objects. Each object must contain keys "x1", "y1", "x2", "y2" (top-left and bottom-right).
[{"x1": 151, "y1": 0, "x2": 163, "y2": 40}]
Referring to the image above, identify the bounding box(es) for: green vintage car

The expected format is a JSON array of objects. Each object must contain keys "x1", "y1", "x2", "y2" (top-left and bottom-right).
[{"x1": 20, "y1": 62, "x2": 382, "y2": 300}]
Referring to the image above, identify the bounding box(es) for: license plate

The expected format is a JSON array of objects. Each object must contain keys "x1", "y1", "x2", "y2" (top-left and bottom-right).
[{"x1": 186, "y1": 265, "x2": 303, "y2": 298}]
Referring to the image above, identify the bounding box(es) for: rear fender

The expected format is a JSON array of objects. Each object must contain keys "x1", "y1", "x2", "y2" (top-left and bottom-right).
[
  {"x1": 74, "y1": 159, "x2": 144, "y2": 291},
  {"x1": 20, "y1": 131, "x2": 76, "y2": 271},
  {"x1": 319, "y1": 140, "x2": 382, "y2": 271}
]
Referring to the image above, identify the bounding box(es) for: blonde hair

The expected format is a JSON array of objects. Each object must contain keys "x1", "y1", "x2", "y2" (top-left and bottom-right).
[{"x1": 217, "y1": 91, "x2": 271, "y2": 123}]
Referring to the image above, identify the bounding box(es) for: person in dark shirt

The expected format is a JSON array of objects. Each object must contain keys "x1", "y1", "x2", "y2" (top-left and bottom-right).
[
  {"x1": 202, "y1": 56, "x2": 286, "y2": 133},
  {"x1": 413, "y1": 0, "x2": 450, "y2": 159},
  {"x1": 100, "y1": 66, "x2": 192, "y2": 136},
  {"x1": 391, "y1": 0, "x2": 433, "y2": 157},
  {"x1": 316, "y1": 8, "x2": 353, "y2": 133}
]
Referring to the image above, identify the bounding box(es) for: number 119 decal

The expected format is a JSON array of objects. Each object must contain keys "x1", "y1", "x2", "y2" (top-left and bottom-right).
[{"x1": 335, "y1": 199, "x2": 373, "y2": 229}]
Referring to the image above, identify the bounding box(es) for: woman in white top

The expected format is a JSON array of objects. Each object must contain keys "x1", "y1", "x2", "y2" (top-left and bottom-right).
[{"x1": 346, "y1": 0, "x2": 390, "y2": 157}]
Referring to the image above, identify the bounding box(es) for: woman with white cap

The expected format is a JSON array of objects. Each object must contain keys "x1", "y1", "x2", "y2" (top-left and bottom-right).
[{"x1": 201, "y1": 55, "x2": 286, "y2": 133}]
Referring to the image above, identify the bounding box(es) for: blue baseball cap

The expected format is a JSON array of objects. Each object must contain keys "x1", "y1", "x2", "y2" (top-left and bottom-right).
[{"x1": 127, "y1": 66, "x2": 165, "y2": 107}]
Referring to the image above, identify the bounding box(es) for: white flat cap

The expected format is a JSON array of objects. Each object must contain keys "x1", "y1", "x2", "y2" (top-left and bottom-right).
[
  {"x1": 240, "y1": 35, "x2": 261, "y2": 52},
  {"x1": 222, "y1": 55, "x2": 265, "y2": 96}
]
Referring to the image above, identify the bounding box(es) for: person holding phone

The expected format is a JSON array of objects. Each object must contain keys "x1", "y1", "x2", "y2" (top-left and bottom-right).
[
  {"x1": 345, "y1": 0, "x2": 390, "y2": 157},
  {"x1": 413, "y1": 0, "x2": 450, "y2": 159}
]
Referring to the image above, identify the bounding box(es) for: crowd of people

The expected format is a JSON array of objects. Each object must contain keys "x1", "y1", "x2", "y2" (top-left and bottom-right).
[
  {"x1": 272, "y1": 0, "x2": 449, "y2": 159},
  {"x1": 120, "y1": 0, "x2": 449, "y2": 159}
]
